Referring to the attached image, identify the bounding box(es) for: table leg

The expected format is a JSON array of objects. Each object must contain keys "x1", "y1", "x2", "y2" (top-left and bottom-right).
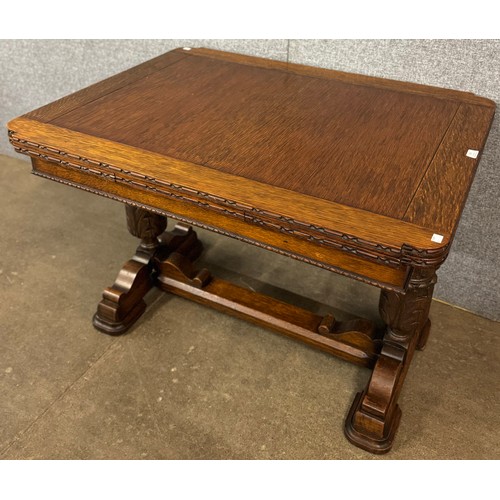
[
  {"x1": 92, "y1": 206, "x2": 167, "y2": 334},
  {"x1": 344, "y1": 267, "x2": 436, "y2": 453}
]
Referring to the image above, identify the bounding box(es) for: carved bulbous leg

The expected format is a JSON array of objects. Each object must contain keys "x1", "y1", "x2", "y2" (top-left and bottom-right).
[
  {"x1": 344, "y1": 267, "x2": 437, "y2": 453},
  {"x1": 125, "y1": 205, "x2": 167, "y2": 252},
  {"x1": 379, "y1": 267, "x2": 436, "y2": 350},
  {"x1": 93, "y1": 206, "x2": 167, "y2": 335}
]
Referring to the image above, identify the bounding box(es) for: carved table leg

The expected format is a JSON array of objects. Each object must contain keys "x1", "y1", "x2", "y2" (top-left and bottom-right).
[
  {"x1": 93, "y1": 206, "x2": 205, "y2": 335},
  {"x1": 344, "y1": 267, "x2": 437, "y2": 453},
  {"x1": 92, "y1": 206, "x2": 167, "y2": 335}
]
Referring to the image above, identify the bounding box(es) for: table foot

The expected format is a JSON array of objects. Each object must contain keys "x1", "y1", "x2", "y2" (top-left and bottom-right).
[
  {"x1": 344, "y1": 343, "x2": 405, "y2": 453},
  {"x1": 93, "y1": 300, "x2": 147, "y2": 335},
  {"x1": 344, "y1": 391, "x2": 402, "y2": 454},
  {"x1": 93, "y1": 258, "x2": 152, "y2": 335}
]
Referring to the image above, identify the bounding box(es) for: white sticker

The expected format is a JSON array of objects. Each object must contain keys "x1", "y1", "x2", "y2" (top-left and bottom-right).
[
  {"x1": 431, "y1": 234, "x2": 444, "y2": 244},
  {"x1": 466, "y1": 149, "x2": 479, "y2": 159},
  {"x1": 183, "y1": 47, "x2": 192, "y2": 51}
]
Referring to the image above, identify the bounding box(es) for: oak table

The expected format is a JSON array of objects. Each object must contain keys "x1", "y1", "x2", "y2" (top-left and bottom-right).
[{"x1": 8, "y1": 48, "x2": 495, "y2": 453}]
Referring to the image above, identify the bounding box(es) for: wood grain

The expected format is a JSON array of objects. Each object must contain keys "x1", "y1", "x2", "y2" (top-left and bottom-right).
[
  {"x1": 49, "y1": 54, "x2": 459, "y2": 219},
  {"x1": 11, "y1": 48, "x2": 494, "y2": 264},
  {"x1": 8, "y1": 117, "x2": 451, "y2": 262},
  {"x1": 30, "y1": 156, "x2": 410, "y2": 290},
  {"x1": 158, "y1": 273, "x2": 379, "y2": 367},
  {"x1": 404, "y1": 103, "x2": 496, "y2": 234},
  {"x1": 25, "y1": 51, "x2": 188, "y2": 122},
  {"x1": 186, "y1": 48, "x2": 495, "y2": 108}
]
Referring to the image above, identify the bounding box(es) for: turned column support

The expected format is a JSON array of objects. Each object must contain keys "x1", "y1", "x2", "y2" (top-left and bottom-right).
[{"x1": 344, "y1": 266, "x2": 437, "y2": 453}]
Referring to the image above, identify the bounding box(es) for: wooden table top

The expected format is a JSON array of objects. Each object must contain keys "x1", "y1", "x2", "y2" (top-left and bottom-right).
[{"x1": 8, "y1": 47, "x2": 495, "y2": 275}]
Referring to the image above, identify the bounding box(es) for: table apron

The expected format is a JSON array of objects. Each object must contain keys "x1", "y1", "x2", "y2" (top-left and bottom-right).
[{"x1": 30, "y1": 156, "x2": 411, "y2": 292}]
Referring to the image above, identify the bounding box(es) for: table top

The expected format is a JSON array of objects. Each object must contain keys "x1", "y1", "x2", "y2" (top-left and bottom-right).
[{"x1": 8, "y1": 47, "x2": 495, "y2": 271}]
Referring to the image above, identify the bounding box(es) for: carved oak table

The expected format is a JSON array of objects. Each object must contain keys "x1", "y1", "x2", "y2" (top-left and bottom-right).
[{"x1": 8, "y1": 48, "x2": 495, "y2": 453}]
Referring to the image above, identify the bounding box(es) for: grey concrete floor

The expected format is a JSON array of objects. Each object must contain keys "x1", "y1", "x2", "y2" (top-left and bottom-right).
[{"x1": 0, "y1": 154, "x2": 499, "y2": 460}]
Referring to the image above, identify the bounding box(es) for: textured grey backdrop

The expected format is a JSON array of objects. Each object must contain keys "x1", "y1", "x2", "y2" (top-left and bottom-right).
[{"x1": 1, "y1": 39, "x2": 498, "y2": 320}]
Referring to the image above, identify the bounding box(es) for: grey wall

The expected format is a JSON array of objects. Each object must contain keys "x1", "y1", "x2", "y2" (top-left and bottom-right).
[{"x1": 1, "y1": 39, "x2": 498, "y2": 320}]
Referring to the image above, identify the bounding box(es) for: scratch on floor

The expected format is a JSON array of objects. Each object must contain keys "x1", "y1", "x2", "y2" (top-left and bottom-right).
[
  {"x1": 239, "y1": 279, "x2": 256, "y2": 292},
  {"x1": 126, "y1": 342, "x2": 167, "y2": 440}
]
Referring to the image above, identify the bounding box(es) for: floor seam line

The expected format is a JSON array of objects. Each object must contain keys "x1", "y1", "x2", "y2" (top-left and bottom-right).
[{"x1": 0, "y1": 339, "x2": 118, "y2": 458}]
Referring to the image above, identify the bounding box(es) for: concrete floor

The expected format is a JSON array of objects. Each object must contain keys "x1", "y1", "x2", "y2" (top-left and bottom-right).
[{"x1": 0, "y1": 154, "x2": 499, "y2": 460}]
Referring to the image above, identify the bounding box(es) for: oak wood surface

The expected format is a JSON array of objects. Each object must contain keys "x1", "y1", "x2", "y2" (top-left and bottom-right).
[
  {"x1": 25, "y1": 51, "x2": 188, "y2": 122},
  {"x1": 9, "y1": 118, "x2": 451, "y2": 263},
  {"x1": 158, "y1": 274, "x2": 379, "y2": 367},
  {"x1": 48, "y1": 54, "x2": 459, "y2": 220},
  {"x1": 30, "y1": 157, "x2": 409, "y2": 290},
  {"x1": 7, "y1": 47, "x2": 495, "y2": 271},
  {"x1": 404, "y1": 103, "x2": 495, "y2": 233},
  {"x1": 188, "y1": 48, "x2": 495, "y2": 107},
  {"x1": 9, "y1": 49, "x2": 494, "y2": 265}
]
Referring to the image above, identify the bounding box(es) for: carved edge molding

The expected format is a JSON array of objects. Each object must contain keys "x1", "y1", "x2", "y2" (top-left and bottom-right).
[
  {"x1": 9, "y1": 132, "x2": 450, "y2": 268},
  {"x1": 30, "y1": 168, "x2": 410, "y2": 293}
]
